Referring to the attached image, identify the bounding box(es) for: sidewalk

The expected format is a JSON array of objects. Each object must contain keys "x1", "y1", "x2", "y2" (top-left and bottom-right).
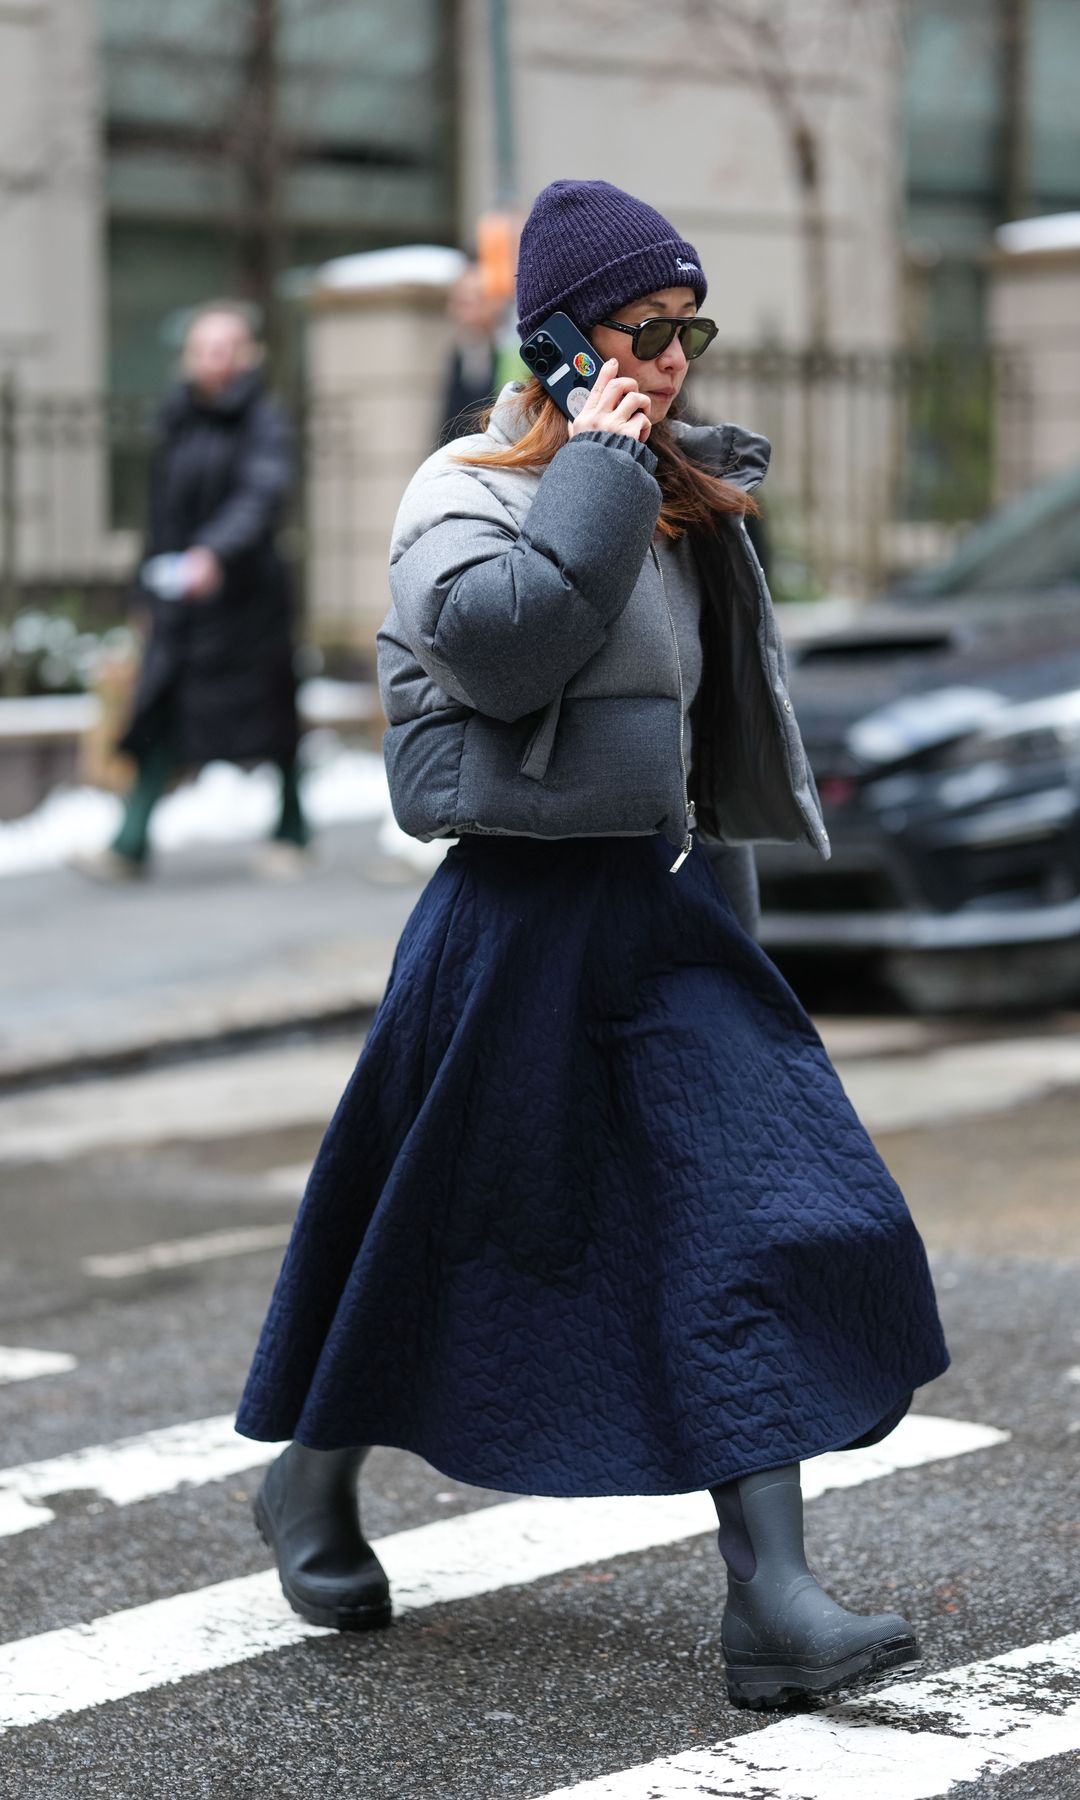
[
  {"x1": 6, "y1": 810, "x2": 1045, "y2": 1091},
  {"x1": 2, "y1": 819, "x2": 426, "y2": 1086}
]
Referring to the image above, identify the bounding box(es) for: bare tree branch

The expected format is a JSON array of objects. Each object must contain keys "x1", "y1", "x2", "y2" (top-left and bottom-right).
[{"x1": 581, "y1": 0, "x2": 906, "y2": 350}]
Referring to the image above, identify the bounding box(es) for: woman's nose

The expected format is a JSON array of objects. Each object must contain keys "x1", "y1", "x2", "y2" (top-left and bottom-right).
[{"x1": 655, "y1": 335, "x2": 688, "y2": 377}]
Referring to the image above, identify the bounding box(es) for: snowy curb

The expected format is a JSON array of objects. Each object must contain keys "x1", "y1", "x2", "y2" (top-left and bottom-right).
[{"x1": 0, "y1": 968, "x2": 390, "y2": 1092}]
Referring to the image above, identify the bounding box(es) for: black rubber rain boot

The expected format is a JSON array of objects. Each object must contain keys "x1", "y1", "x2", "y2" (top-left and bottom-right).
[
  {"x1": 711, "y1": 1464, "x2": 919, "y2": 1710},
  {"x1": 254, "y1": 1443, "x2": 392, "y2": 1631}
]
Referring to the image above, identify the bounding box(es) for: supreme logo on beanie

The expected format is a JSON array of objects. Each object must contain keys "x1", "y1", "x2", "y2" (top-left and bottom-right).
[{"x1": 516, "y1": 179, "x2": 707, "y2": 341}]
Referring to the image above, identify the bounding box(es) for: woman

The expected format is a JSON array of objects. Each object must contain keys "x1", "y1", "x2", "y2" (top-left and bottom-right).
[
  {"x1": 77, "y1": 302, "x2": 307, "y2": 881},
  {"x1": 238, "y1": 181, "x2": 948, "y2": 1711}
]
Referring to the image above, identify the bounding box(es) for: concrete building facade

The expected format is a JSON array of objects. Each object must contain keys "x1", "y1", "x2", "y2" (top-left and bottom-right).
[
  {"x1": 458, "y1": 0, "x2": 904, "y2": 352},
  {"x1": 0, "y1": 0, "x2": 910, "y2": 630},
  {"x1": 306, "y1": 0, "x2": 909, "y2": 647},
  {"x1": 0, "y1": 0, "x2": 907, "y2": 390},
  {"x1": 5, "y1": 2, "x2": 1079, "y2": 643},
  {"x1": 0, "y1": 0, "x2": 103, "y2": 395},
  {"x1": 990, "y1": 218, "x2": 1080, "y2": 487}
]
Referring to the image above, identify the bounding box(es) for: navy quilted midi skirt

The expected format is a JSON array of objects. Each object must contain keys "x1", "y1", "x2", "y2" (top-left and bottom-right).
[{"x1": 236, "y1": 835, "x2": 948, "y2": 1496}]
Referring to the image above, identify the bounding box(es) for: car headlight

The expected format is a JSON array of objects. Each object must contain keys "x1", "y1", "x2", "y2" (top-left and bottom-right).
[{"x1": 933, "y1": 691, "x2": 1080, "y2": 772}]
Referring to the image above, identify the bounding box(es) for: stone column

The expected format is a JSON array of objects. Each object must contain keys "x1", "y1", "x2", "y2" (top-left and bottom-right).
[
  {"x1": 990, "y1": 220, "x2": 1080, "y2": 495},
  {"x1": 0, "y1": 0, "x2": 106, "y2": 581},
  {"x1": 304, "y1": 249, "x2": 466, "y2": 665}
]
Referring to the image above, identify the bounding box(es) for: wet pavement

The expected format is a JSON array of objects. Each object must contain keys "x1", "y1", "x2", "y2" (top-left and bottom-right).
[{"x1": 0, "y1": 1010, "x2": 1076, "y2": 1798}]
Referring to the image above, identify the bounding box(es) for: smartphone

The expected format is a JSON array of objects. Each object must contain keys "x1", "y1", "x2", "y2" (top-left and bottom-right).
[{"x1": 519, "y1": 311, "x2": 603, "y2": 420}]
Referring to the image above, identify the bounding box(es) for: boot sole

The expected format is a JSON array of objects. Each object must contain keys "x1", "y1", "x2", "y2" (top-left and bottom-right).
[
  {"x1": 725, "y1": 1632, "x2": 920, "y2": 1711},
  {"x1": 253, "y1": 1491, "x2": 394, "y2": 1633}
]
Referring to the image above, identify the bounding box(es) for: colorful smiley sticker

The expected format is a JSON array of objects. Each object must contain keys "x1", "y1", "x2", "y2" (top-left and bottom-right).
[{"x1": 573, "y1": 351, "x2": 596, "y2": 378}]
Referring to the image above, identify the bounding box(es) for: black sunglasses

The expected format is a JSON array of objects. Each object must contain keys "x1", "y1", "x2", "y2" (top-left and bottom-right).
[{"x1": 598, "y1": 315, "x2": 717, "y2": 362}]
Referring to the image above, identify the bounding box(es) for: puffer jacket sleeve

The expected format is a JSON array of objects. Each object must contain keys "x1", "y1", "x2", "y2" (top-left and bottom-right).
[
  {"x1": 196, "y1": 396, "x2": 295, "y2": 564},
  {"x1": 387, "y1": 432, "x2": 661, "y2": 722}
]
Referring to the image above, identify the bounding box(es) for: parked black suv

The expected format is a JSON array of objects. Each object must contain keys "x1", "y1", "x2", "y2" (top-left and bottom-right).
[{"x1": 758, "y1": 463, "x2": 1080, "y2": 1009}]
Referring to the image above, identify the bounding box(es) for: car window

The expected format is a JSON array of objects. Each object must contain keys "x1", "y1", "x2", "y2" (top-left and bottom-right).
[{"x1": 901, "y1": 461, "x2": 1080, "y2": 599}]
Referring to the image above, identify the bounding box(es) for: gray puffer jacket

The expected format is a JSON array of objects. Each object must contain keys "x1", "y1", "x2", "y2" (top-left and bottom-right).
[{"x1": 379, "y1": 386, "x2": 829, "y2": 860}]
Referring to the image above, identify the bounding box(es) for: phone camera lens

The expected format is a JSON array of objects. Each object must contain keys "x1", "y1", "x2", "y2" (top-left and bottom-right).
[
  {"x1": 535, "y1": 357, "x2": 551, "y2": 375},
  {"x1": 521, "y1": 344, "x2": 537, "y2": 363}
]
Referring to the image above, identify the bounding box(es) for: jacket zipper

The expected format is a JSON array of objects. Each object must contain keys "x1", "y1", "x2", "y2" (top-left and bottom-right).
[
  {"x1": 669, "y1": 799, "x2": 696, "y2": 872},
  {"x1": 649, "y1": 543, "x2": 695, "y2": 873}
]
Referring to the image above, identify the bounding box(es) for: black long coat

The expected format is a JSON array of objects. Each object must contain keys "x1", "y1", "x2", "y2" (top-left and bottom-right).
[{"x1": 122, "y1": 369, "x2": 300, "y2": 768}]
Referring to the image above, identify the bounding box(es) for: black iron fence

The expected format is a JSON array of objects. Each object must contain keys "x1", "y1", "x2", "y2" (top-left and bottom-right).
[
  {"x1": 688, "y1": 343, "x2": 1035, "y2": 599},
  {"x1": 0, "y1": 344, "x2": 1037, "y2": 690},
  {"x1": 0, "y1": 380, "x2": 367, "y2": 615}
]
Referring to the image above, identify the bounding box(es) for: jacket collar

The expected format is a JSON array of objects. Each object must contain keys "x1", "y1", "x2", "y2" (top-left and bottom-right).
[
  {"x1": 671, "y1": 419, "x2": 771, "y2": 495},
  {"x1": 487, "y1": 383, "x2": 533, "y2": 445},
  {"x1": 161, "y1": 366, "x2": 265, "y2": 430},
  {"x1": 485, "y1": 382, "x2": 771, "y2": 494}
]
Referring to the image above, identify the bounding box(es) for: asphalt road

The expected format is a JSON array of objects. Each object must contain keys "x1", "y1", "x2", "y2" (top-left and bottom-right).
[{"x1": 0, "y1": 1023, "x2": 1077, "y2": 1800}]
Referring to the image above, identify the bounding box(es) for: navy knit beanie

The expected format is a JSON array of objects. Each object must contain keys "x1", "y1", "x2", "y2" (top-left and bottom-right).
[{"x1": 516, "y1": 179, "x2": 707, "y2": 340}]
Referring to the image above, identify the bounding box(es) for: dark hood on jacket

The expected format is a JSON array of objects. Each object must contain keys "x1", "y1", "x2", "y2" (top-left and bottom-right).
[{"x1": 160, "y1": 365, "x2": 266, "y2": 432}]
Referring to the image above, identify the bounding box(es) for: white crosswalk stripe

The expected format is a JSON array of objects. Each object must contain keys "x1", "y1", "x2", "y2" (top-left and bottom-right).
[
  {"x1": 0, "y1": 1414, "x2": 284, "y2": 1538},
  {"x1": 0, "y1": 1346, "x2": 77, "y2": 1385},
  {"x1": 531, "y1": 1631, "x2": 1080, "y2": 1799},
  {"x1": 82, "y1": 1224, "x2": 292, "y2": 1280},
  {"x1": 0, "y1": 1415, "x2": 1006, "y2": 1734}
]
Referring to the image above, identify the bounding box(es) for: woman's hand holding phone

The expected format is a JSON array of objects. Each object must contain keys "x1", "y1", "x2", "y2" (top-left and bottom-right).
[{"x1": 568, "y1": 359, "x2": 652, "y2": 444}]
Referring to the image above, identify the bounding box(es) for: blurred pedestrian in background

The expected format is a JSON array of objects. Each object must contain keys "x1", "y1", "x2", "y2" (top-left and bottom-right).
[
  {"x1": 438, "y1": 262, "x2": 504, "y2": 446},
  {"x1": 438, "y1": 226, "x2": 529, "y2": 448},
  {"x1": 74, "y1": 301, "x2": 307, "y2": 882}
]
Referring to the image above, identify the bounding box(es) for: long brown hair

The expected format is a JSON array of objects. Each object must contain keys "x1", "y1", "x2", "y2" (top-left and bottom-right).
[{"x1": 455, "y1": 377, "x2": 757, "y2": 540}]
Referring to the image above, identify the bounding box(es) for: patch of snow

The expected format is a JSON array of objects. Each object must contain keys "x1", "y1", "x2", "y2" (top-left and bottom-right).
[
  {"x1": 0, "y1": 696, "x2": 100, "y2": 738},
  {"x1": 375, "y1": 810, "x2": 449, "y2": 874},
  {"x1": 0, "y1": 786, "x2": 123, "y2": 877},
  {"x1": 0, "y1": 679, "x2": 370, "y2": 740},
  {"x1": 996, "y1": 211, "x2": 1080, "y2": 255},
  {"x1": 316, "y1": 244, "x2": 467, "y2": 293},
  {"x1": 303, "y1": 745, "x2": 393, "y2": 828},
  {"x1": 0, "y1": 743, "x2": 394, "y2": 879},
  {"x1": 297, "y1": 678, "x2": 377, "y2": 726}
]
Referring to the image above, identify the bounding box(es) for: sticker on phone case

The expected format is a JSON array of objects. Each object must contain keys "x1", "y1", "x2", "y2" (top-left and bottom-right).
[
  {"x1": 573, "y1": 351, "x2": 597, "y2": 378},
  {"x1": 548, "y1": 362, "x2": 570, "y2": 385},
  {"x1": 566, "y1": 386, "x2": 591, "y2": 417}
]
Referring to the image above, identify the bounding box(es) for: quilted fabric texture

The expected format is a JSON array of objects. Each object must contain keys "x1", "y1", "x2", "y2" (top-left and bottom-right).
[{"x1": 236, "y1": 837, "x2": 949, "y2": 1497}]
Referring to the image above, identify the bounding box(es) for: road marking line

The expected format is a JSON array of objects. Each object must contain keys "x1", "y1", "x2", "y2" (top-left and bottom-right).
[
  {"x1": 0, "y1": 1415, "x2": 1007, "y2": 1733},
  {"x1": 262, "y1": 1164, "x2": 311, "y2": 1197},
  {"x1": 82, "y1": 1224, "x2": 292, "y2": 1280},
  {"x1": 532, "y1": 1630, "x2": 1080, "y2": 1798},
  {"x1": 0, "y1": 1413, "x2": 1004, "y2": 1547},
  {"x1": 0, "y1": 1416, "x2": 284, "y2": 1539},
  {"x1": 0, "y1": 1347, "x2": 77, "y2": 1386}
]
